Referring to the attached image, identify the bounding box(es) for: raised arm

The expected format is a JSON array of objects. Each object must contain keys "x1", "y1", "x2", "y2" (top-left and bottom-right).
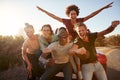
[
  {"x1": 36, "y1": 6, "x2": 63, "y2": 22},
  {"x1": 83, "y1": 2, "x2": 113, "y2": 22},
  {"x1": 98, "y1": 20, "x2": 120, "y2": 37}
]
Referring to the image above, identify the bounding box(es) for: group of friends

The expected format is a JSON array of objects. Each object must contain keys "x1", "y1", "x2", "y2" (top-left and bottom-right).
[{"x1": 21, "y1": 2, "x2": 120, "y2": 80}]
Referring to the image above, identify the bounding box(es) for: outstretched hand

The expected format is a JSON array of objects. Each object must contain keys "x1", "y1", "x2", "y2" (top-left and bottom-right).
[
  {"x1": 36, "y1": 6, "x2": 42, "y2": 10},
  {"x1": 103, "y1": 2, "x2": 113, "y2": 9},
  {"x1": 111, "y1": 20, "x2": 120, "y2": 28},
  {"x1": 36, "y1": 6, "x2": 45, "y2": 12}
]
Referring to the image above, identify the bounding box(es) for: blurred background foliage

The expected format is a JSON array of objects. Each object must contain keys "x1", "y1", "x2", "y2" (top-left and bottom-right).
[{"x1": 0, "y1": 35, "x2": 24, "y2": 72}]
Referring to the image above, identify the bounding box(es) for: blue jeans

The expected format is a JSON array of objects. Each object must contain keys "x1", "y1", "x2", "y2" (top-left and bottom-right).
[
  {"x1": 40, "y1": 62, "x2": 72, "y2": 80},
  {"x1": 82, "y1": 62, "x2": 107, "y2": 80}
]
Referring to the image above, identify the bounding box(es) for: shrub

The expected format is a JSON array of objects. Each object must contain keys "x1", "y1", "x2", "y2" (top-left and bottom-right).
[{"x1": 0, "y1": 35, "x2": 24, "y2": 72}]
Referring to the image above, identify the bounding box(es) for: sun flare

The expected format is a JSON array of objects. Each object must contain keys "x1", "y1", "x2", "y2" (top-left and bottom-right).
[{"x1": 0, "y1": 3, "x2": 24, "y2": 36}]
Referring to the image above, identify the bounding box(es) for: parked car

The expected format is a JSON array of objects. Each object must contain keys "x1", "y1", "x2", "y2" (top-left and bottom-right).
[{"x1": 96, "y1": 49, "x2": 107, "y2": 71}]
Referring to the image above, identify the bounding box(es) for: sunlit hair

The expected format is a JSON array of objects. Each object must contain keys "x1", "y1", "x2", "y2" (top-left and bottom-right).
[
  {"x1": 74, "y1": 22, "x2": 87, "y2": 30},
  {"x1": 24, "y1": 23, "x2": 34, "y2": 32},
  {"x1": 65, "y1": 4, "x2": 80, "y2": 17},
  {"x1": 40, "y1": 24, "x2": 53, "y2": 35}
]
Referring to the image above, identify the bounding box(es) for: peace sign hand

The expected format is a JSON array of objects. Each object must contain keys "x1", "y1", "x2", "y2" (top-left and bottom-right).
[{"x1": 103, "y1": 2, "x2": 113, "y2": 9}]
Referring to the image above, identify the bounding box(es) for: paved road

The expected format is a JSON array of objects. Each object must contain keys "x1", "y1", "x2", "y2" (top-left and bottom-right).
[
  {"x1": 107, "y1": 67, "x2": 120, "y2": 80},
  {"x1": 98, "y1": 47, "x2": 120, "y2": 80}
]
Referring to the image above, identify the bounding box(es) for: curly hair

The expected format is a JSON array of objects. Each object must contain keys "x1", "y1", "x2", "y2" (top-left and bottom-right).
[{"x1": 65, "y1": 4, "x2": 80, "y2": 17}]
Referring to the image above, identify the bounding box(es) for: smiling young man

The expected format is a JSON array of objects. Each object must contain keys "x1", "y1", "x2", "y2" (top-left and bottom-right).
[
  {"x1": 39, "y1": 27, "x2": 73, "y2": 80},
  {"x1": 73, "y1": 20, "x2": 119, "y2": 80}
]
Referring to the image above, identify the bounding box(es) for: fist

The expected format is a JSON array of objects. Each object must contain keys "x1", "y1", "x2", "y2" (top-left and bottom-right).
[{"x1": 111, "y1": 20, "x2": 120, "y2": 27}]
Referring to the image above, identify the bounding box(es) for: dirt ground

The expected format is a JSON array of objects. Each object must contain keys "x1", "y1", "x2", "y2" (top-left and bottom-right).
[{"x1": 0, "y1": 47, "x2": 120, "y2": 80}]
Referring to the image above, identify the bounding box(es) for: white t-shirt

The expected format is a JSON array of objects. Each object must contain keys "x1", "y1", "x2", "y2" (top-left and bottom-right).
[{"x1": 48, "y1": 41, "x2": 73, "y2": 64}]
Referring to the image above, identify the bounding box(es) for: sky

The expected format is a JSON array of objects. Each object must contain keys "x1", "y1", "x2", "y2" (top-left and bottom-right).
[{"x1": 0, "y1": 0, "x2": 120, "y2": 37}]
